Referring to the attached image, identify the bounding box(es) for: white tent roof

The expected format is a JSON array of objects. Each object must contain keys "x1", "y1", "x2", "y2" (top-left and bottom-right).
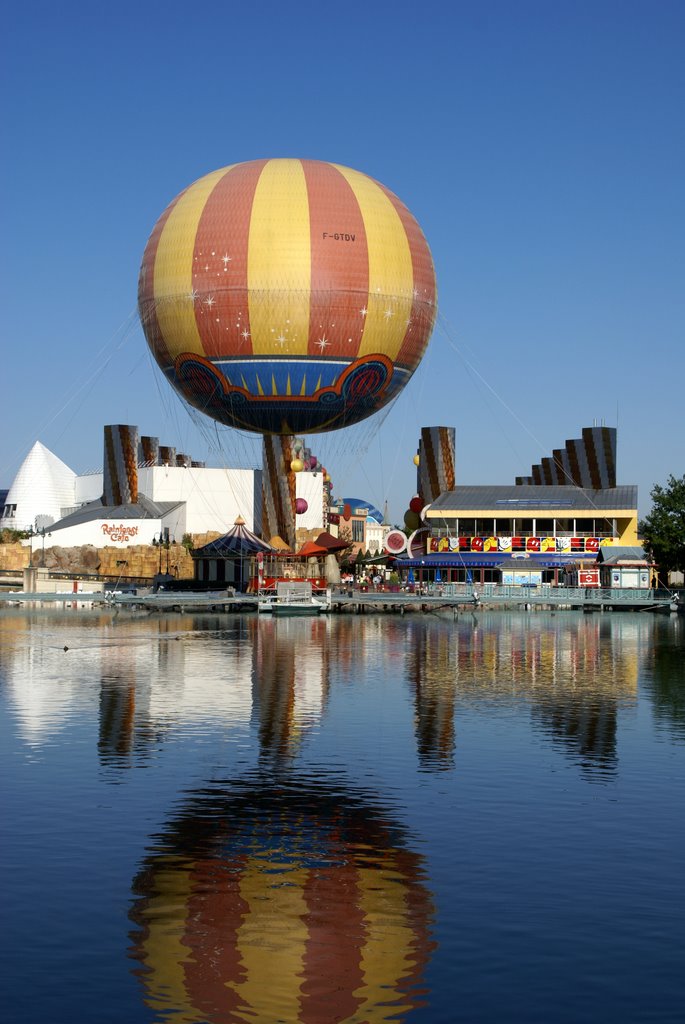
[{"x1": 0, "y1": 441, "x2": 77, "y2": 531}]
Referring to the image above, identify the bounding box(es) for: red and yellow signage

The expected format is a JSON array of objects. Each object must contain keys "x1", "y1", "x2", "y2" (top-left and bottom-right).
[{"x1": 429, "y1": 536, "x2": 610, "y2": 555}]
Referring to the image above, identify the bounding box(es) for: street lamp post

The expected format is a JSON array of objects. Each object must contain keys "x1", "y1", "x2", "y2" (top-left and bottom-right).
[
  {"x1": 152, "y1": 529, "x2": 175, "y2": 576},
  {"x1": 37, "y1": 526, "x2": 51, "y2": 567}
]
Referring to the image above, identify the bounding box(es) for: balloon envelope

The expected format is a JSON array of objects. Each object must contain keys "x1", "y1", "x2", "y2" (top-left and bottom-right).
[{"x1": 139, "y1": 159, "x2": 437, "y2": 435}]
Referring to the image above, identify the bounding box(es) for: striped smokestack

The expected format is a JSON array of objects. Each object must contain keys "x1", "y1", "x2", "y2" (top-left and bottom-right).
[
  {"x1": 103, "y1": 425, "x2": 139, "y2": 505},
  {"x1": 418, "y1": 427, "x2": 456, "y2": 503},
  {"x1": 159, "y1": 446, "x2": 176, "y2": 467},
  {"x1": 517, "y1": 426, "x2": 617, "y2": 489},
  {"x1": 138, "y1": 435, "x2": 160, "y2": 466},
  {"x1": 262, "y1": 435, "x2": 296, "y2": 549}
]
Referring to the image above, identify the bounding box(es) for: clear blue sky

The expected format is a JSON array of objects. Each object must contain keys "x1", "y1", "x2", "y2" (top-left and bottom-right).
[{"x1": 2, "y1": 0, "x2": 683, "y2": 521}]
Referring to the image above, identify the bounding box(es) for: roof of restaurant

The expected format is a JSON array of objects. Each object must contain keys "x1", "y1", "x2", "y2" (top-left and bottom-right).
[
  {"x1": 51, "y1": 494, "x2": 183, "y2": 529},
  {"x1": 597, "y1": 546, "x2": 649, "y2": 565},
  {"x1": 426, "y1": 485, "x2": 638, "y2": 514}
]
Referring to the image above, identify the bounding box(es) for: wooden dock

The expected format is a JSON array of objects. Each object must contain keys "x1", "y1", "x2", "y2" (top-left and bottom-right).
[{"x1": 0, "y1": 584, "x2": 679, "y2": 613}]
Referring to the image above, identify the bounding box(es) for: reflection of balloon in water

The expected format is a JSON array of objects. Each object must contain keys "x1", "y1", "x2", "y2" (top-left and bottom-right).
[
  {"x1": 138, "y1": 158, "x2": 437, "y2": 435},
  {"x1": 295, "y1": 497, "x2": 308, "y2": 514},
  {"x1": 130, "y1": 781, "x2": 435, "y2": 1023}
]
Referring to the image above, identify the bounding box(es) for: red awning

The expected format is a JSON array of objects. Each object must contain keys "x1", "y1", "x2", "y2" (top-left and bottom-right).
[
  {"x1": 298, "y1": 540, "x2": 329, "y2": 557},
  {"x1": 315, "y1": 531, "x2": 349, "y2": 552}
]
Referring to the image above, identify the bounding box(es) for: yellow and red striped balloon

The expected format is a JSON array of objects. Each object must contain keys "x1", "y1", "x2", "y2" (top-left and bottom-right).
[{"x1": 138, "y1": 159, "x2": 437, "y2": 435}]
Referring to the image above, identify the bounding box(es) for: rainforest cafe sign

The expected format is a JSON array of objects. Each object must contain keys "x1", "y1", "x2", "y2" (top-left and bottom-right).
[{"x1": 101, "y1": 524, "x2": 139, "y2": 543}]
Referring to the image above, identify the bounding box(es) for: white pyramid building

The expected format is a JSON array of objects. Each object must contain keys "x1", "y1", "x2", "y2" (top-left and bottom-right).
[{"x1": 0, "y1": 442, "x2": 77, "y2": 531}]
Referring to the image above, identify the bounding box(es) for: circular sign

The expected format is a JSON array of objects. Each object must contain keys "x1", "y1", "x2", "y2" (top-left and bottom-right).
[{"x1": 385, "y1": 529, "x2": 407, "y2": 554}]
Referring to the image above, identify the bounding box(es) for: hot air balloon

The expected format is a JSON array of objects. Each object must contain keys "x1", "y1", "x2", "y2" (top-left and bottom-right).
[{"x1": 138, "y1": 159, "x2": 437, "y2": 436}]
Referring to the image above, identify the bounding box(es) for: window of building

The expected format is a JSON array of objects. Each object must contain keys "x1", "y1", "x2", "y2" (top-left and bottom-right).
[{"x1": 351, "y1": 519, "x2": 365, "y2": 543}]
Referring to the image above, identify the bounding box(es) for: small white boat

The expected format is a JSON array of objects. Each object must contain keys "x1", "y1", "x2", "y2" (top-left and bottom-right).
[{"x1": 259, "y1": 582, "x2": 328, "y2": 616}]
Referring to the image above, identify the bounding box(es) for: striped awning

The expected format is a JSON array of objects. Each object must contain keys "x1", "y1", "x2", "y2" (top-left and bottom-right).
[{"x1": 396, "y1": 552, "x2": 597, "y2": 570}]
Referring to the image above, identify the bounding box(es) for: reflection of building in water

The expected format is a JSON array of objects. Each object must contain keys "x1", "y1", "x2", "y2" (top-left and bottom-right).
[
  {"x1": 252, "y1": 618, "x2": 331, "y2": 762},
  {"x1": 528, "y1": 617, "x2": 635, "y2": 776},
  {"x1": 98, "y1": 647, "x2": 137, "y2": 760},
  {"x1": 130, "y1": 778, "x2": 435, "y2": 1023},
  {"x1": 405, "y1": 620, "x2": 457, "y2": 770},
  {"x1": 532, "y1": 697, "x2": 618, "y2": 775},
  {"x1": 0, "y1": 611, "x2": 111, "y2": 745},
  {"x1": 99, "y1": 616, "x2": 255, "y2": 766},
  {"x1": 642, "y1": 615, "x2": 685, "y2": 741},
  {"x1": 447, "y1": 613, "x2": 643, "y2": 696},
  {"x1": 400, "y1": 613, "x2": 646, "y2": 777},
  {"x1": 2, "y1": 612, "x2": 330, "y2": 767}
]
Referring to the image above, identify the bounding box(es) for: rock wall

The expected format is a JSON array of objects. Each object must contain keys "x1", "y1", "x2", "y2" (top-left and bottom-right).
[{"x1": 0, "y1": 535, "x2": 222, "y2": 579}]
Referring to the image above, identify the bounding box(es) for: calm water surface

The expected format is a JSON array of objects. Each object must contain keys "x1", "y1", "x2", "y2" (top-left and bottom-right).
[{"x1": 1, "y1": 608, "x2": 684, "y2": 1023}]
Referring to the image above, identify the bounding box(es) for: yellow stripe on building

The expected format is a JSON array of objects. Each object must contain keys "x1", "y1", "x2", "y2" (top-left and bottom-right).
[
  {"x1": 232, "y1": 864, "x2": 309, "y2": 1021},
  {"x1": 248, "y1": 159, "x2": 311, "y2": 357},
  {"x1": 154, "y1": 166, "x2": 234, "y2": 359},
  {"x1": 334, "y1": 165, "x2": 414, "y2": 361}
]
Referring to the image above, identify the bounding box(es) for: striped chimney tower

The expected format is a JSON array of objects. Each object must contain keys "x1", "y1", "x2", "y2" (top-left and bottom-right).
[
  {"x1": 418, "y1": 426, "x2": 456, "y2": 503},
  {"x1": 103, "y1": 425, "x2": 139, "y2": 506},
  {"x1": 262, "y1": 435, "x2": 296, "y2": 549},
  {"x1": 515, "y1": 426, "x2": 617, "y2": 489},
  {"x1": 138, "y1": 435, "x2": 160, "y2": 467},
  {"x1": 159, "y1": 446, "x2": 176, "y2": 467}
]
